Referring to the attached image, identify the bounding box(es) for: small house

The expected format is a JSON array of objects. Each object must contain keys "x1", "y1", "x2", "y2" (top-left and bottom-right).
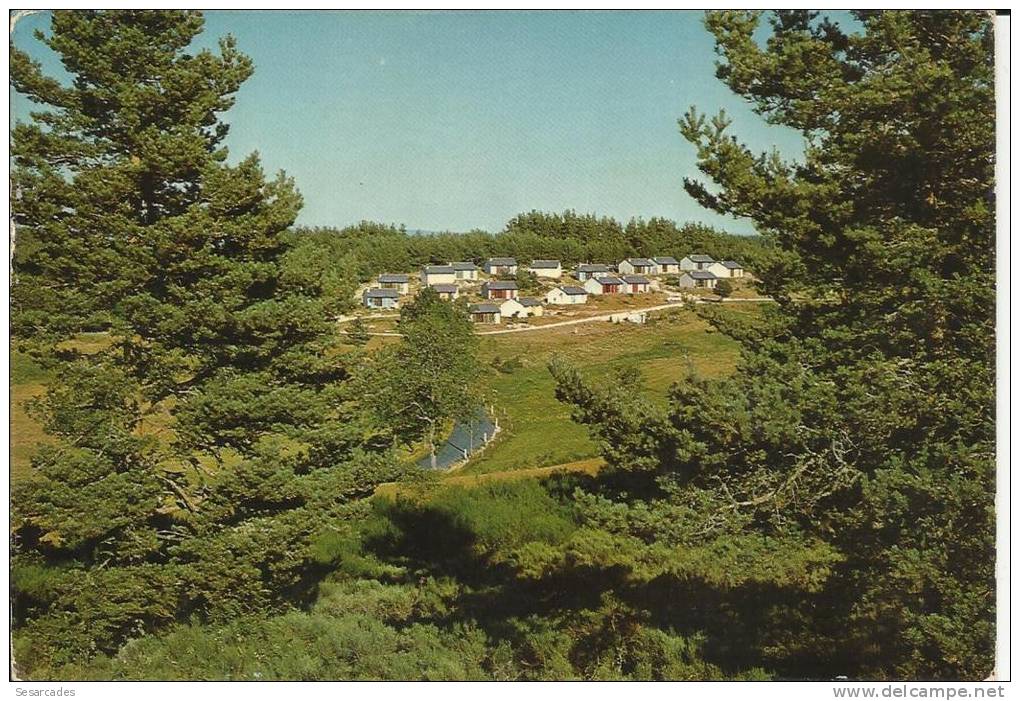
[
  {"x1": 430, "y1": 283, "x2": 459, "y2": 301},
  {"x1": 575, "y1": 263, "x2": 610, "y2": 281},
  {"x1": 716, "y1": 260, "x2": 745, "y2": 278},
  {"x1": 519, "y1": 297, "x2": 545, "y2": 317},
  {"x1": 653, "y1": 257, "x2": 680, "y2": 275},
  {"x1": 469, "y1": 303, "x2": 501, "y2": 324},
  {"x1": 362, "y1": 288, "x2": 400, "y2": 309},
  {"x1": 618, "y1": 258, "x2": 657, "y2": 276},
  {"x1": 421, "y1": 265, "x2": 456, "y2": 286},
  {"x1": 622, "y1": 275, "x2": 651, "y2": 294},
  {"x1": 450, "y1": 261, "x2": 479, "y2": 280},
  {"x1": 676, "y1": 270, "x2": 719, "y2": 289},
  {"x1": 483, "y1": 257, "x2": 518, "y2": 276},
  {"x1": 500, "y1": 297, "x2": 544, "y2": 319},
  {"x1": 377, "y1": 273, "x2": 409, "y2": 294},
  {"x1": 545, "y1": 285, "x2": 588, "y2": 305},
  {"x1": 583, "y1": 275, "x2": 625, "y2": 295},
  {"x1": 499, "y1": 298, "x2": 526, "y2": 319},
  {"x1": 680, "y1": 254, "x2": 715, "y2": 271},
  {"x1": 482, "y1": 280, "x2": 519, "y2": 300},
  {"x1": 527, "y1": 259, "x2": 562, "y2": 279}
]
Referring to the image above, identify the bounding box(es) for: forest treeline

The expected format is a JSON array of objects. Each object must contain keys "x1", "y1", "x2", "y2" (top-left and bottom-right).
[
  {"x1": 10, "y1": 10, "x2": 995, "y2": 681},
  {"x1": 283, "y1": 212, "x2": 769, "y2": 289}
]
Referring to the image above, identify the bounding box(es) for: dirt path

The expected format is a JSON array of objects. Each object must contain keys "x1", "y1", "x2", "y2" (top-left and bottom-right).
[{"x1": 345, "y1": 297, "x2": 773, "y2": 338}]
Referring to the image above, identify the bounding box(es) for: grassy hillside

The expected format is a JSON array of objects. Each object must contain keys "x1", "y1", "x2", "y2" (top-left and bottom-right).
[
  {"x1": 10, "y1": 307, "x2": 757, "y2": 483},
  {"x1": 462, "y1": 307, "x2": 749, "y2": 475}
]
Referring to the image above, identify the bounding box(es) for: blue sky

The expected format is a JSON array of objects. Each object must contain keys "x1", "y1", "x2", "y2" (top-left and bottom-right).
[{"x1": 11, "y1": 10, "x2": 812, "y2": 235}]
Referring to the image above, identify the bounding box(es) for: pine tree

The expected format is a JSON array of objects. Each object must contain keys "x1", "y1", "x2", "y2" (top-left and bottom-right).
[
  {"x1": 552, "y1": 11, "x2": 995, "y2": 679},
  {"x1": 10, "y1": 11, "x2": 392, "y2": 673}
]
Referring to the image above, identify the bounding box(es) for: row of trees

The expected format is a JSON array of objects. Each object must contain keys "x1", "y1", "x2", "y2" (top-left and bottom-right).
[{"x1": 285, "y1": 213, "x2": 768, "y2": 287}]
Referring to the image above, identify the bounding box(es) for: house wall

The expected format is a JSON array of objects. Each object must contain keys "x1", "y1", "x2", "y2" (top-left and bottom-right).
[
  {"x1": 583, "y1": 278, "x2": 605, "y2": 295},
  {"x1": 529, "y1": 267, "x2": 562, "y2": 279},
  {"x1": 364, "y1": 296, "x2": 398, "y2": 309},
  {"x1": 546, "y1": 289, "x2": 587, "y2": 305},
  {"x1": 499, "y1": 299, "x2": 526, "y2": 318},
  {"x1": 485, "y1": 264, "x2": 518, "y2": 276},
  {"x1": 454, "y1": 270, "x2": 478, "y2": 280},
  {"x1": 381, "y1": 282, "x2": 409, "y2": 294},
  {"x1": 658, "y1": 264, "x2": 679, "y2": 275},
  {"x1": 422, "y1": 271, "x2": 457, "y2": 285}
]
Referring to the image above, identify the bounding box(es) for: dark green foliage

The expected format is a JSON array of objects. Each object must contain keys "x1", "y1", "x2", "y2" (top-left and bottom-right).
[
  {"x1": 714, "y1": 279, "x2": 734, "y2": 298},
  {"x1": 552, "y1": 10, "x2": 995, "y2": 680},
  {"x1": 10, "y1": 11, "x2": 394, "y2": 672},
  {"x1": 285, "y1": 212, "x2": 767, "y2": 286},
  {"x1": 360, "y1": 288, "x2": 482, "y2": 468}
]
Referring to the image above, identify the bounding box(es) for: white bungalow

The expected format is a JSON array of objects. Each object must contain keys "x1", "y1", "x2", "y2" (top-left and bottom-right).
[
  {"x1": 421, "y1": 265, "x2": 456, "y2": 286},
  {"x1": 545, "y1": 285, "x2": 588, "y2": 305},
  {"x1": 362, "y1": 288, "x2": 400, "y2": 309},
  {"x1": 527, "y1": 260, "x2": 562, "y2": 279},
  {"x1": 500, "y1": 297, "x2": 544, "y2": 319},
  {"x1": 583, "y1": 276, "x2": 625, "y2": 295},
  {"x1": 483, "y1": 257, "x2": 518, "y2": 276},
  {"x1": 676, "y1": 270, "x2": 719, "y2": 289},
  {"x1": 481, "y1": 280, "x2": 519, "y2": 300},
  {"x1": 715, "y1": 260, "x2": 745, "y2": 278},
  {"x1": 377, "y1": 273, "x2": 410, "y2": 294},
  {"x1": 450, "y1": 261, "x2": 480, "y2": 281},
  {"x1": 653, "y1": 257, "x2": 681, "y2": 275},
  {"x1": 621, "y1": 275, "x2": 651, "y2": 294},
  {"x1": 469, "y1": 303, "x2": 501, "y2": 324},
  {"x1": 575, "y1": 263, "x2": 611, "y2": 281},
  {"x1": 680, "y1": 254, "x2": 715, "y2": 271},
  {"x1": 431, "y1": 283, "x2": 459, "y2": 301},
  {"x1": 519, "y1": 298, "x2": 545, "y2": 317},
  {"x1": 618, "y1": 258, "x2": 657, "y2": 276}
]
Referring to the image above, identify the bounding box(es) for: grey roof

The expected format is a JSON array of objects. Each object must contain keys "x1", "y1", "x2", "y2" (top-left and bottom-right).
[
  {"x1": 519, "y1": 297, "x2": 543, "y2": 307},
  {"x1": 557, "y1": 285, "x2": 588, "y2": 295},
  {"x1": 528, "y1": 259, "x2": 561, "y2": 269},
  {"x1": 653, "y1": 256, "x2": 679, "y2": 265},
  {"x1": 363, "y1": 288, "x2": 400, "y2": 298},
  {"x1": 625, "y1": 258, "x2": 656, "y2": 267},
  {"x1": 430, "y1": 284, "x2": 458, "y2": 293},
  {"x1": 686, "y1": 270, "x2": 718, "y2": 280},
  {"x1": 686, "y1": 254, "x2": 715, "y2": 263},
  {"x1": 450, "y1": 261, "x2": 478, "y2": 270},
  {"x1": 378, "y1": 273, "x2": 408, "y2": 283},
  {"x1": 470, "y1": 304, "x2": 501, "y2": 314},
  {"x1": 484, "y1": 280, "x2": 518, "y2": 290},
  {"x1": 577, "y1": 263, "x2": 610, "y2": 272},
  {"x1": 720, "y1": 260, "x2": 743, "y2": 268},
  {"x1": 595, "y1": 276, "x2": 625, "y2": 286},
  {"x1": 423, "y1": 265, "x2": 455, "y2": 274},
  {"x1": 622, "y1": 275, "x2": 650, "y2": 284},
  {"x1": 485, "y1": 257, "x2": 517, "y2": 266}
]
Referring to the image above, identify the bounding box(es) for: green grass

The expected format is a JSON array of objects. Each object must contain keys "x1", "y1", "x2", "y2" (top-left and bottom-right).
[{"x1": 461, "y1": 307, "x2": 753, "y2": 475}]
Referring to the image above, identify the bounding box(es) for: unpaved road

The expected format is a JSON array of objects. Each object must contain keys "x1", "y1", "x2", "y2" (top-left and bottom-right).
[{"x1": 345, "y1": 297, "x2": 774, "y2": 337}]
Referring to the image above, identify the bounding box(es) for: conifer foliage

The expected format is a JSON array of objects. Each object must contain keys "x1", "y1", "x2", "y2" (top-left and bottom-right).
[
  {"x1": 553, "y1": 10, "x2": 995, "y2": 679},
  {"x1": 11, "y1": 11, "x2": 390, "y2": 671}
]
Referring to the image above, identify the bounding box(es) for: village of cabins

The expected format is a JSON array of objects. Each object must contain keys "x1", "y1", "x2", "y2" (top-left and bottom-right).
[{"x1": 360, "y1": 255, "x2": 746, "y2": 325}]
